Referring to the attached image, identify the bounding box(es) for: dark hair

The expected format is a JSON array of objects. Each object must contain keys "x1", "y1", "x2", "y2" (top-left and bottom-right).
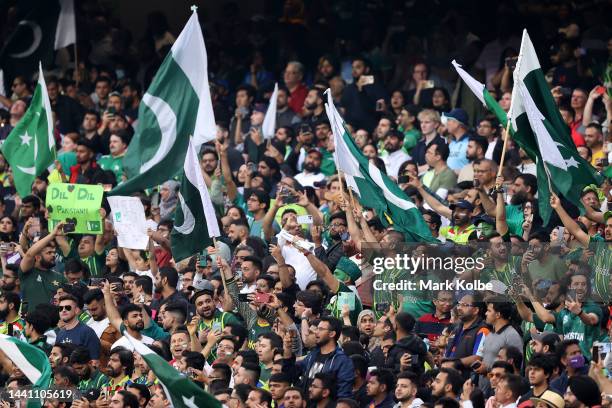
[
  {"x1": 55, "y1": 365, "x2": 80, "y2": 386},
  {"x1": 126, "y1": 383, "x2": 151, "y2": 406},
  {"x1": 430, "y1": 140, "x2": 450, "y2": 161},
  {"x1": 395, "y1": 312, "x2": 416, "y2": 333},
  {"x1": 350, "y1": 354, "x2": 368, "y2": 379},
  {"x1": 269, "y1": 372, "x2": 291, "y2": 384},
  {"x1": 58, "y1": 294, "x2": 79, "y2": 307},
  {"x1": 159, "y1": 267, "x2": 179, "y2": 288},
  {"x1": 557, "y1": 339, "x2": 581, "y2": 361},
  {"x1": 83, "y1": 289, "x2": 104, "y2": 304},
  {"x1": 165, "y1": 302, "x2": 187, "y2": 325},
  {"x1": 336, "y1": 399, "x2": 359, "y2": 408},
  {"x1": 248, "y1": 189, "x2": 271, "y2": 211},
  {"x1": 53, "y1": 343, "x2": 77, "y2": 362},
  {"x1": 182, "y1": 351, "x2": 205, "y2": 371},
  {"x1": 436, "y1": 397, "x2": 461, "y2": 408},
  {"x1": 313, "y1": 372, "x2": 337, "y2": 399},
  {"x1": 491, "y1": 361, "x2": 514, "y2": 373},
  {"x1": 501, "y1": 346, "x2": 523, "y2": 371},
  {"x1": 109, "y1": 346, "x2": 135, "y2": 376},
  {"x1": 527, "y1": 353, "x2": 556, "y2": 377},
  {"x1": 116, "y1": 390, "x2": 139, "y2": 408},
  {"x1": 486, "y1": 297, "x2": 515, "y2": 321},
  {"x1": 242, "y1": 255, "x2": 263, "y2": 273},
  {"x1": 319, "y1": 316, "x2": 343, "y2": 341},
  {"x1": 296, "y1": 290, "x2": 324, "y2": 315},
  {"x1": 502, "y1": 374, "x2": 526, "y2": 401},
  {"x1": 119, "y1": 303, "x2": 142, "y2": 320},
  {"x1": 329, "y1": 211, "x2": 347, "y2": 225},
  {"x1": 567, "y1": 375, "x2": 602, "y2": 407},
  {"x1": 468, "y1": 135, "x2": 489, "y2": 155},
  {"x1": 134, "y1": 276, "x2": 153, "y2": 295},
  {"x1": 397, "y1": 370, "x2": 419, "y2": 383},
  {"x1": 340, "y1": 326, "x2": 360, "y2": 342},
  {"x1": 237, "y1": 349, "x2": 259, "y2": 365},
  {"x1": 370, "y1": 369, "x2": 396, "y2": 393},
  {"x1": 249, "y1": 389, "x2": 272, "y2": 406},
  {"x1": 516, "y1": 173, "x2": 537, "y2": 195},
  {"x1": 25, "y1": 309, "x2": 51, "y2": 334},
  {"x1": 69, "y1": 346, "x2": 91, "y2": 365},
  {"x1": 1, "y1": 292, "x2": 21, "y2": 313},
  {"x1": 226, "y1": 322, "x2": 248, "y2": 348},
  {"x1": 236, "y1": 84, "x2": 256, "y2": 100},
  {"x1": 439, "y1": 368, "x2": 464, "y2": 395},
  {"x1": 258, "y1": 332, "x2": 283, "y2": 352},
  {"x1": 241, "y1": 361, "x2": 261, "y2": 383}
]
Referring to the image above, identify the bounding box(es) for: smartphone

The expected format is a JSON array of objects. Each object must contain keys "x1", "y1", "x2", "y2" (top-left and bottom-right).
[
  {"x1": 422, "y1": 80, "x2": 435, "y2": 89},
  {"x1": 505, "y1": 57, "x2": 518, "y2": 70},
  {"x1": 375, "y1": 100, "x2": 385, "y2": 111},
  {"x1": 111, "y1": 282, "x2": 123, "y2": 292},
  {"x1": 0, "y1": 242, "x2": 12, "y2": 251},
  {"x1": 255, "y1": 292, "x2": 271, "y2": 304},
  {"x1": 63, "y1": 221, "x2": 76, "y2": 233},
  {"x1": 198, "y1": 257, "x2": 207, "y2": 268},
  {"x1": 20, "y1": 301, "x2": 28, "y2": 318},
  {"x1": 375, "y1": 302, "x2": 390, "y2": 313},
  {"x1": 90, "y1": 278, "x2": 105, "y2": 287},
  {"x1": 566, "y1": 289, "x2": 577, "y2": 300},
  {"x1": 297, "y1": 215, "x2": 313, "y2": 225},
  {"x1": 593, "y1": 345, "x2": 600, "y2": 363},
  {"x1": 398, "y1": 176, "x2": 409, "y2": 183},
  {"x1": 473, "y1": 179, "x2": 480, "y2": 188},
  {"x1": 29, "y1": 217, "x2": 41, "y2": 238},
  {"x1": 340, "y1": 232, "x2": 350, "y2": 241},
  {"x1": 596, "y1": 86, "x2": 606, "y2": 95},
  {"x1": 270, "y1": 237, "x2": 278, "y2": 246},
  {"x1": 212, "y1": 321, "x2": 222, "y2": 331},
  {"x1": 238, "y1": 293, "x2": 250, "y2": 302},
  {"x1": 247, "y1": 162, "x2": 257, "y2": 174},
  {"x1": 361, "y1": 75, "x2": 374, "y2": 85},
  {"x1": 601, "y1": 157, "x2": 609, "y2": 167},
  {"x1": 470, "y1": 360, "x2": 482, "y2": 370},
  {"x1": 103, "y1": 184, "x2": 113, "y2": 192}
]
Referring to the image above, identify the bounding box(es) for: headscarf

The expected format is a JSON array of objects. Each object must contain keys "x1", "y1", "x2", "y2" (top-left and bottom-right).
[{"x1": 159, "y1": 180, "x2": 180, "y2": 221}]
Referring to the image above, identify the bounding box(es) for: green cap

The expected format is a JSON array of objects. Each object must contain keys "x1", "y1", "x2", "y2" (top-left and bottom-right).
[{"x1": 334, "y1": 257, "x2": 361, "y2": 284}]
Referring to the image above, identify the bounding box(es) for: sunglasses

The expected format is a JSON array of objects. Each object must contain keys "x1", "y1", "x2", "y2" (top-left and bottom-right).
[{"x1": 59, "y1": 305, "x2": 73, "y2": 311}]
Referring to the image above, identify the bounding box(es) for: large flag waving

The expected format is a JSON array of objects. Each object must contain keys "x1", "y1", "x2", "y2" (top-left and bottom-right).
[
  {"x1": 452, "y1": 35, "x2": 601, "y2": 223},
  {"x1": 1, "y1": 63, "x2": 55, "y2": 198},
  {"x1": 325, "y1": 91, "x2": 436, "y2": 242},
  {"x1": 125, "y1": 332, "x2": 221, "y2": 408},
  {"x1": 0, "y1": 0, "x2": 74, "y2": 86},
  {"x1": 171, "y1": 139, "x2": 220, "y2": 262},
  {"x1": 0, "y1": 334, "x2": 52, "y2": 408},
  {"x1": 110, "y1": 8, "x2": 216, "y2": 196}
]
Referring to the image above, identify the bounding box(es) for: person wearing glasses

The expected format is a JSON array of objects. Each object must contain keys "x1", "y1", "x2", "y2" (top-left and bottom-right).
[{"x1": 55, "y1": 294, "x2": 101, "y2": 366}]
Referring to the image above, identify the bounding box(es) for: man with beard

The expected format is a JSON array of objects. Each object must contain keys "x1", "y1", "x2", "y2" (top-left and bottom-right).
[
  {"x1": 275, "y1": 86, "x2": 301, "y2": 128},
  {"x1": 294, "y1": 149, "x2": 326, "y2": 188},
  {"x1": 69, "y1": 138, "x2": 106, "y2": 184},
  {"x1": 228, "y1": 220, "x2": 250, "y2": 249},
  {"x1": 473, "y1": 233, "x2": 521, "y2": 288},
  {"x1": 107, "y1": 300, "x2": 154, "y2": 351},
  {"x1": 19, "y1": 223, "x2": 67, "y2": 313},
  {"x1": 564, "y1": 376, "x2": 601, "y2": 408},
  {"x1": 444, "y1": 292, "x2": 489, "y2": 373},
  {"x1": 458, "y1": 135, "x2": 488, "y2": 184},
  {"x1": 121, "y1": 81, "x2": 141, "y2": 122},
  {"x1": 56, "y1": 295, "x2": 101, "y2": 363},
  {"x1": 99, "y1": 130, "x2": 130, "y2": 183},
  {"x1": 417, "y1": 140, "x2": 457, "y2": 200},
  {"x1": 0, "y1": 292, "x2": 24, "y2": 338},
  {"x1": 284, "y1": 387, "x2": 307, "y2": 408},
  {"x1": 192, "y1": 283, "x2": 241, "y2": 364},
  {"x1": 433, "y1": 200, "x2": 476, "y2": 244},
  {"x1": 283, "y1": 316, "x2": 354, "y2": 398},
  {"x1": 380, "y1": 129, "x2": 411, "y2": 178},
  {"x1": 308, "y1": 372, "x2": 337, "y2": 408},
  {"x1": 0, "y1": 265, "x2": 20, "y2": 294},
  {"x1": 70, "y1": 346, "x2": 107, "y2": 391},
  {"x1": 313, "y1": 212, "x2": 347, "y2": 271},
  {"x1": 102, "y1": 346, "x2": 134, "y2": 395},
  {"x1": 521, "y1": 230, "x2": 567, "y2": 284},
  {"x1": 489, "y1": 173, "x2": 538, "y2": 238},
  {"x1": 151, "y1": 267, "x2": 188, "y2": 312},
  {"x1": 302, "y1": 88, "x2": 326, "y2": 124},
  {"x1": 394, "y1": 371, "x2": 424, "y2": 408}
]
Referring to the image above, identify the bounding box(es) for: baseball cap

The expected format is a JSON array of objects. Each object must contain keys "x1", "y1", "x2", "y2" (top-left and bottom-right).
[
  {"x1": 188, "y1": 276, "x2": 214, "y2": 293},
  {"x1": 306, "y1": 147, "x2": 323, "y2": 158},
  {"x1": 253, "y1": 103, "x2": 267, "y2": 114},
  {"x1": 531, "y1": 331, "x2": 560, "y2": 344},
  {"x1": 441, "y1": 108, "x2": 469, "y2": 127},
  {"x1": 449, "y1": 200, "x2": 475, "y2": 212},
  {"x1": 530, "y1": 390, "x2": 564, "y2": 408}
]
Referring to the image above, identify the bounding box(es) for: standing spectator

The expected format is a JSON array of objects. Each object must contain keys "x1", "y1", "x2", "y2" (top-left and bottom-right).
[
  {"x1": 381, "y1": 130, "x2": 411, "y2": 178},
  {"x1": 420, "y1": 140, "x2": 457, "y2": 200},
  {"x1": 56, "y1": 294, "x2": 101, "y2": 363},
  {"x1": 99, "y1": 130, "x2": 130, "y2": 184},
  {"x1": 442, "y1": 108, "x2": 471, "y2": 172},
  {"x1": 394, "y1": 371, "x2": 424, "y2": 408},
  {"x1": 308, "y1": 372, "x2": 337, "y2": 408},
  {"x1": 276, "y1": 86, "x2": 302, "y2": 128},
  {"x1": 284, "y1": 62, "x2": 308, "y2": 115},
  {"x1": 458, "y1": 136, "x2": 488, "y2": 184},
  {"x1": 366, "y1": 369, "x2": 396, "y2": 408},
  {"x1": 414, "y1": 290, "x2": 453, "y2": 342},
  {"x1": 445, "y1": 293, "x2": 488, "y2": 372},
  {"x1": 517, "y1": 354, "x2": 558, "y2": 408}
]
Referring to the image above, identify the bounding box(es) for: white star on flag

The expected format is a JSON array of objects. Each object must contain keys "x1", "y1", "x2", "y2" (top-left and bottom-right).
[
  {"x1": 564, "y1": 156, "x2": 579, "y2": 168},
  {"x1": 19, "y1": 132, "x2": 32, "y2": 146},
  {"x1": 182, "y1": 396, "x2": 198, "y2": 408}
]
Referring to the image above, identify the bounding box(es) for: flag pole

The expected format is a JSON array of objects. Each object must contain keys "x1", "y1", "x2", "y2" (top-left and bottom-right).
[{"x1": 496, "y1": 119, "x2": 512, "y2": 184}]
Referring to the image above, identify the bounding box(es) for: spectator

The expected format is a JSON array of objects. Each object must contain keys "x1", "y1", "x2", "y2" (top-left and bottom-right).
[
  {"x1": 442, "y1": 108, "x2": 471, "y2": 172},
  {"x1": 56, "y1": 294, "x2": 101, "y2": 362},
  {"x1": 284, "y1": 62, "x2": 308, "y2": 115}
]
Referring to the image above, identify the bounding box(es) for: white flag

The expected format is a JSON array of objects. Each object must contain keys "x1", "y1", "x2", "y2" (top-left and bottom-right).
[
  {"x1": 262, "y1": 83, "x2": 278, "y2": 139},
  {"x1": 54, "y1": 0, "x2": 76, "y2": 49}
]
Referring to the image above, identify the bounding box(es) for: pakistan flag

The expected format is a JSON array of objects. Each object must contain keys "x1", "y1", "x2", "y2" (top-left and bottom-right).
[
  {"x1": 170, "y1": 139, "x2": 220, "y2": 262},
  {"x1": 452, "y1": 29, "x2": 601, "y2": 223},
  {"x1": 1, "y1": 63, "x2": 55, "y2": 198}
]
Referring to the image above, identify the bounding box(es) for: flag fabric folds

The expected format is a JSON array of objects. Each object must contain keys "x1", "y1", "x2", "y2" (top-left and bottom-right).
[
  {"x1": 325, "y1": 90, "x2": 437, "y2": 242},
  {"x1": 170, "y1": 139, "x2": 220, "y2": 262},
  {"x1": 1, "y1": 63, "x2": 55, "y2": 198},
  {"x1": 262, "y1": 82, "x2": 278, "y2": 139},
  {"x1": 0, "y1": 334, "x2": 52, "y2": 408},
  {"x1": 125, "y1": 332, "x2": 221, "y2": 408},
  {"x1": 110, "y1": 9, "x2": 216, "y2": 196}
]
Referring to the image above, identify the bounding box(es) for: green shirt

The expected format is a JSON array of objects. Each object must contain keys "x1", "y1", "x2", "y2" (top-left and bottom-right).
[
  {"x1": 320, "y1": 148, "x2": 337, "y2": 176},
  {"x1": 422, "y1": 167, "x2": 457, "y2": 195},
  {"x1": 552, "y1": 301, "x2": 602, "y2": 359},
  {"x1": 196, "y1": 310, "x2": 241, "y2": 364},
  {"x1": 247, "y1": 318, "x2": 272, "y2": 349},
  {"x1": 78, "y1": 369, "x2": 108, "y2": 391},
  {"x1": 505, "y1": 204, "x2": 524, "y2": 236},
  {"x1": 400, "y1": 127, "x2": 421, "y2": 153},
  {"x1": 18, "y1": 267, "x2": 66, "y2": 312},
  {"x1": 68, "y1": 245, "x2": 106, "y2": 278},
  {"x1": 588, "y1": 237, "x2": 612, "y2": 302},
  {"x1": 98, "y1": 154, "x2": 125, "y2": 182},
  {"x1": 527, "y1": 254, "x2": 567, "y2": 284},
  {"x1": 328, "y1": 281, "x2": 363, "y2": 326}
]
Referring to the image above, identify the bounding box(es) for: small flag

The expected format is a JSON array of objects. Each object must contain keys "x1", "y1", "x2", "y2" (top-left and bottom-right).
[{"x1": 262, "y1": 82, "x2": 278, "y2": 139}]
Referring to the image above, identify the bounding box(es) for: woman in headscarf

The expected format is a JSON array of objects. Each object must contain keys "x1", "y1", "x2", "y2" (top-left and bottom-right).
[{"x1": 159, "y1": 180, "x2": 180, "y2": 222}]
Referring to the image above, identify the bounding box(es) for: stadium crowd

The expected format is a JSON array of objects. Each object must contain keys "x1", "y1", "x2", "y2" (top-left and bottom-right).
[{"x1": 0, "y1": 1, "x2": 612, "y2": 408}]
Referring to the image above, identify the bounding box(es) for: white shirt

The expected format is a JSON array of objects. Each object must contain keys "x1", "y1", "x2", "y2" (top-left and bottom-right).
[
  {"x1": 382, "y1": 149, "x2": 411, "y2": 178},
  {"x1": 281, "y1": 243, "x2": 317, "y2": 290},
  {"x1": 86, "y1": 317, "x2": 110, "y2": 338},
  {"x1": 516, "y1": 162, "x2": 537, "y2": 176},
  {"x1": 294, "y1": 171, "x2": 326, "y2": 188},
  {"x1": 111, "y1": 334, "x2": 154, "y2": 351}
]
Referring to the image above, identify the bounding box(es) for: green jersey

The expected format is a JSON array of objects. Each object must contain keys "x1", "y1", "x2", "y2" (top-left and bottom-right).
[
  {"x1": 78, "y1": 370, "x2": 108, "y2": 391},
  {"x1": 18, "y1": 267, "x2": 66, "y2": 312},
  {"x1": 247, "y1": 318, "x2": 272, "y2": 350},
  {"x1": 196, "y1": 310, "x2": 241, "y2": 364},
  {"x1": 98, "y1": 154, "x2": 125, "y2": 182},
  {"x1": 588, "y1": 237, "x2": 612, "y2": 302},
  {"x1": 68, "y1": 245, "x2": 106, "y2": 278},
  {"x1": 552, "y1": 301, "x2": 602, "y2": 359}
]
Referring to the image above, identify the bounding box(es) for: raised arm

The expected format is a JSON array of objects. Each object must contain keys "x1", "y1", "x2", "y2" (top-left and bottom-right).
[
  {"x1": 148, "y1": 238, "x2": 159, "y2": 278},
  {"x1": 302, "y1": 248, "x2": 340, "y2": 294},
  {"x1": 270, "y1": 244, "x2": 293, "y2": 289},
  {"x1": 582, "y1": 87, "x2": 602, "y2": 127},
  {"x1": 550, "y1": 193, "x2": 590, "y2": 247},
  {"x1": 216, "y1": 141, "x2": 238, "y2": 202},
  {"x1": 408, "y1": 175, "x2": 453, "y2": 219},
  {"x1": 262, "y1": 193, "x2": 282, "y2": 242},
  {"x1": 21, "y1": 222, "x2": 65, "y2": 273},
  {"x1": 495, "y1": 178, "x2": 509, "y2": 236},
  {"x1": 102, "y1": 281, "x2": 123, "y2": 331}
]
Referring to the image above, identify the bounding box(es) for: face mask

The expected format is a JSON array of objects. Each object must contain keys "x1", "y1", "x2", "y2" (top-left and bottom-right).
[{"x1": 568, "y1": 354, "x2": 585, "y2": 369}]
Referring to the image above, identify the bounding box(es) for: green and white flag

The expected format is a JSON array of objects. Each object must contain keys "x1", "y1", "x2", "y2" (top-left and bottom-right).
[
  {"x1": 1, "y1": 62, "x2": 55, "y2": 198},
  {"x1": 125, "y1": 332, "x2": 221, "y2": 408},
  {"x1": 111, "y1": 8, "x2": 216, "y2": 196},
  {"x1": 171, "y1": 139, "x2": 220, "y2": 262},
  {"x1": 452, "y1": 34, "x2": 601, "y2": 224},
  {"x1": 325, "y1": 90, "x2": 436, "y2": 242},
  {"x1": 262, "y1": 82, "x2": 278, "y2": 139},
  {"x1": 0, "y1": 334, "x2": 52, "y2": 408}
]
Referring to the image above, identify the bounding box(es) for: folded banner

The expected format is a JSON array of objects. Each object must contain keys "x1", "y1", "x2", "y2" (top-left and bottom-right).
[{"x1": 46, "y1": 183, "x2": 103, "y2": 234}]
